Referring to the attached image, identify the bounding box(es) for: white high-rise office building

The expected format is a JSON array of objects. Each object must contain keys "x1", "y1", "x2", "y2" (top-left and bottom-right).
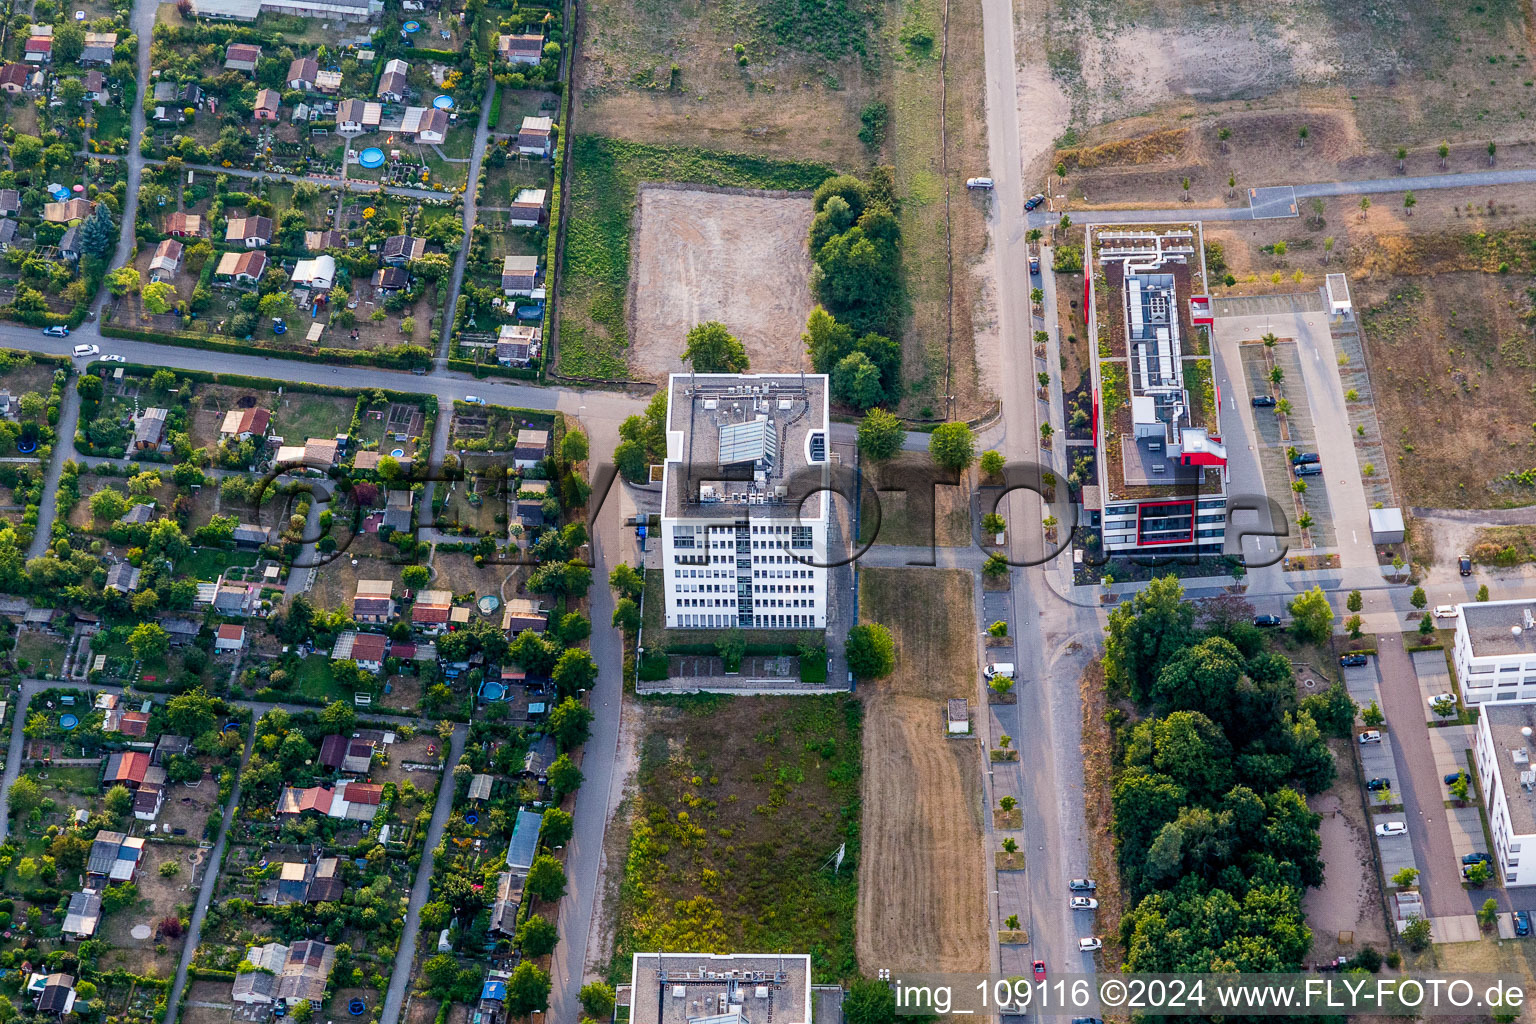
[{"x1": 659, "y1": 373, "x2": 830, "y2": 630}]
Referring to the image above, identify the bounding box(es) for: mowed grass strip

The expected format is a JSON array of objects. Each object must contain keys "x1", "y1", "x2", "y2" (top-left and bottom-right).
[
  {"x1": 616, "y1": 694, "x2": 861, "y2": 979},
  {"x1": 859, "y1": 567, "x2": 975, "y2": 697},
  {"x1": 557, "y1": 136, "x2": 835, "y2": 379}
]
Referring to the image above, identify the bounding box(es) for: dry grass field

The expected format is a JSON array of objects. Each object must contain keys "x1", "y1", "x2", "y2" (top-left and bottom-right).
[
  {"x1": 861, "y1": 451, "x2": 974, "y2": 548},
  {"x1": 855, "y1": 568, "x2": 987, "y2": 972},
  {"x1": 629, "y1": 188, "x2": 815, "y2": 380}
]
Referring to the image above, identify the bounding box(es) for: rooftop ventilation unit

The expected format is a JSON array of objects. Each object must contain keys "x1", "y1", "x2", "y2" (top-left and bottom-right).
[
  {"x1": 1514, "y1": 747, "x2": 1530, "y2": 766},
  {"x1": 1526, "y1": 609, "x2": 1535, "y2": 630}
]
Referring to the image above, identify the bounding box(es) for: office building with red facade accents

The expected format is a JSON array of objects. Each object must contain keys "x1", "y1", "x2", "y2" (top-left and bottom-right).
[{"x1": 1083, "y1": 224, "x2": 1228, "y2": 556}]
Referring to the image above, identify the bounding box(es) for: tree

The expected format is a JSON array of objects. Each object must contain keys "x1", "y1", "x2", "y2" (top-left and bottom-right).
[
  {"x1": 547, "y1": 753, "x2": 583, "y2": 797},
  {"x1": 609, "y1": 563, "x2": 644, "y2": 601},
  {"x1": 318, "y1": 700, "x2": 356, "y2": 735},
  {"x1": 1362, "y1": 700, "x2": 1384, "y2": 727},
  {"x1": 106, "y1": 266, "x2": 140, "y2": 296},
  {"x1": 928, "y1": 421, "x2": 975, "y2": 471},
  {"x1": 1323, "y1": 237, "x2": 1335, "y2": 264},
  {"x1": 516, "y1": 914, "x2": 559, "y2": 956},
  {"x1": 1479, "y1": 897, "x2": 1499, "y2": 930},
  {"x1": 552, "y1": 648, "x2": 598, "y2": 698},
  {"x1": 54, "y1": 22, "x2": 85, "y2": 63},
  {"x1": 542, "y1": 807, "x2": 574, "y2": 848},
  {"x1": 79, "y1": 206, "x2": 116, "y2": 256},
  {"x1": 846, "y1": 623, "x2": 895, "y2": 679},
  {"x1": 612, "y1": 597, "x2": 641, "y2": 632},
  {"x1": 166, "y1": 691, "x2": 217, "y2": 736},
  {"x1": 843, "y1": 978, "x2": 898, "y2": 1024},
  {"x1": 979, "y1": 449, "x2": 1005, "y2": 478},
  {"x1": 1392, "y1": 867, "x2": 1419, "y2": 887},
  {"x1": 1298, "y1": 125, "x2": 1309, "y2": 148},
  {"x1": 8, "y1": 776, "x2": 41, "y2": 819},
  {"x1": 402, "y1": 565, "x2": 431, "y2": 590},
  {"x1": 1409, "y1": 586, "x2": 1427, "y2": 611},
  {"x1": 77, "y1": 374, "x2": 103, "y2": 402},
  {"x1": 105, "y1": 784, "x2": 133, "y2": 818},
  {"x1": 1346, "y1": 590, "x2": 1363, "y2": 613},
  {"x1": 129, "y1": 622, "x2": 171, "y2": 661},
  {"x1": 1103, "y1": 575, "x2": 1196, "y2": 699},
  {"x1": 858, "y1": 407, "x2": 903, "y2": 461},
  {"x1": 1419, "y1": 614, "x2": 1436, "y2": 637},
  {"x1": 1403, "y1": 191, "x2": 1416, "y2": 216},
  {"x1": 1396, "y1": 146, "x2": 1407, "y2": 172},
  {"x1": 579, "y1": 983, "x2": 616, "y2": 1021},
  {"x1": 506, "y1": 962, "x2": 551, "y2": 1018},
  {"x1": 90, "y1": 487, "x2": 130, "y2": 523},
  {"x1": 1345, "y1": 614, "x2": 1363, "y2": 639},
  {"x1": 982, "y1": 512, "x2": 1006, "y2": 535},
  {"x1": 1287, "y1": 586, "x2": 1333, "y2": 643},
  {"x1": 440, "y1": 873, "x2": 489, "y2": 927},
  {"x1": 1489, "y1": 140, "x2": 1498, "y2": 166},
  {"x1": 682, "y1": 321, "x2": 749, "y2": 373},
  {"x1": 1358, "y1": 195, "x2": 1371, "y2": 219},
  {"x1": 561, "y1": 430, "x2": 589, "y2": 464},
  {"x1": 9, "y1": 135, "x2": 42, "y2": 171},
  {"x1": 525, "y1": 854, "x2": 567, "y2": 901},
  {"x1": 142, "y1": 281, "x2": 176, "y2": 314},
  {"x1": 833, "y1": 350, "x2": 885, "y2": 409},
  {"x1": 1467, "y1": 861, "x2": 1491, "y2": 886},
  {"x1": 548, "y1": 697, "x2": 594, "y2": 750},
  {"x1": 1451, "y1": 774, "x2": 1470, "y2": 801}
]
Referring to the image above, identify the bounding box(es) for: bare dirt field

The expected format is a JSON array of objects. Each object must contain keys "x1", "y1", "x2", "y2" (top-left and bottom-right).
[
  {"x1": 855, "y1": 568, "x2": 986, "y2": 972},
  {"x1": 1302, "y1": 756, "x2": 1390, "y2": 961},
  {"x1": 99, "y1": 840, "x2": 204, "y2": 974},
  {"x1": 1040, "y1": 0, "x2": 1532, "y2": 169},
  {"x1": 628, "y1": 187, "x2": 814, "y2": 382}
]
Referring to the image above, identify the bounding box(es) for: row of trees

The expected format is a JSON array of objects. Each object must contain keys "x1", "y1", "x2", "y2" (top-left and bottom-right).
[{"x1": 1106, "y1": 578, "x2": 1353, "y2": 971}]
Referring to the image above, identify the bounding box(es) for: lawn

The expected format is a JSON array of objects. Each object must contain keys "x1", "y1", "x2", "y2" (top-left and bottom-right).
[
  {"x1": 615, "y1": 694, "x2": 861, "y2": 980},
  {"x1": 639, "y1": 569, "x2": 821, "y2": 653},
  {"x1": 275, "y1": 392, "x2": 358, "y2": 442},
  {"x1": 294, "y1": 653, "x2": 352, "y2": 702},
  {"x1": 177, "y1": 547, "x2": 260, "y2": 582},
  {"x1": 557, "y1": 136, "x2": 834, "y2": 378},
  {"x1": 15, "y1": 632, "x2": 67, "y2": 678}
]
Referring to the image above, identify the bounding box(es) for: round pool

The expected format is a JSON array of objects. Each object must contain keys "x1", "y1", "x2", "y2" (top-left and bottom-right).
[
  {"x1": 52, "y1": 189, "x2": 71, "y2": 202},
  {"x1": 391, "y1": 448, "x2": 405, "y2": 458},
  {"x1": 59, "y1": 714, "x2": 78, "y2": 730},
  {"x1": 432, "y1": 94, "x2": 453, "y2": 110},
  {"x1": 479, "y1": 681, "x2": 505, "y2": 701},
  {"x1": 402, "y1": 19, "x2": 420, "y2": 31},
  {"x1": 348, "y1": 1000, "x2": 366, "y2": 1016},
  {"x1": 359, "y1": 147, "x2": 386, "y2": 168},
  {"x1": 16, "y1": 440, "x2": 35, "y2": 454},
  {"x1": 464, "y1": 812, "x2": 479, "y2": 825}
]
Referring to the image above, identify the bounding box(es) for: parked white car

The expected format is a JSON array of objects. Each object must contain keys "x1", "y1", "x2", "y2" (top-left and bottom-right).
[
  {"x1": 1427, "y1": 692, "x2": 1457, "y2": 712},
  {"x1": 965, "y1": 177, "x2": 994, "y2": 190},
  {"x1": 1375, "y1": 822, "x2": 1407, "y2": 838},
  {"x1": 1070, "y1": 897, "x2": 1098, "y2": 910},
  {"x1": 1078, "y1": 938, "x2": 1102, "y2": 951},
  {"x1": 1358, "y1": 731, "x2": 1382, "y2": 744},
  {"x1": 1434, "y1": 605, "x2": 1459, "y2": 619},
  {"x1": 463, "y1": 395, "x2": 486, "y2": 405}
]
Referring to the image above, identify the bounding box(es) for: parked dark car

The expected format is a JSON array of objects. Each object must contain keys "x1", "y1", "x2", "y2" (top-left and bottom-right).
[
  {"x1": 1291, "y1": 451, "x2": 1320, "y2": 465},
  {"x1": 1463, "y1": 852, "x2": 1491, "y2": 865},
  {"x1": 1068, "y1": 879, "x2": 1097, "y2": 892},
  {"x1": 1446, "y1": 772, "x2": 1467, "y2": 786},
  {"x1": 1460, "y1": 555, "x2": 1473, "y2": 576},
  {"x1": 1340, "y1": 653, "x2": 1369, "y2": 667},
  {"x1": 1024, "y1": 193, "x2": 1046, "y2": 211},
  {"x1": 1366, "y1": 777, "x2": 1391, "y2": 791},
  {"x1": 1294, "y1": 463, "x2": 1323, "y2": 477},
  {"x1": 1516, "y1": 911, "x2": 1530, "y2": 937},
  {"x1": 1254, "y1": 614, "x2": 1283, "y2": 627},
  {"x1": 1252, "y1": 395, "x2": 1277, "y2": 407}
]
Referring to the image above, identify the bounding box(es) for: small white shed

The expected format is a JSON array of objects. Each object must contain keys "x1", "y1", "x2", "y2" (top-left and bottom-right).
[{"x1": 1369, "y1": 507, "x2": 1405, "y2": 545}]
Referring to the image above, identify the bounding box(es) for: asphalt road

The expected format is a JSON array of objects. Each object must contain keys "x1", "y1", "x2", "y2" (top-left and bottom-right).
[
  {"x1": 380, "y1": 724, "x2": 468, "y2": 1024},
  {"x1": 975, "y1": 0, "x2": 1101, "y2": 992}
]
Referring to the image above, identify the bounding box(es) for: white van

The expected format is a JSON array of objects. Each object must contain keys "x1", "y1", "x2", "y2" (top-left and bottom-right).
[
  {"x1": 966, "y1": 177, "x2": 995, "y2": 190},
  {"x1": 984, "y1": 663, "x2": 1015, "y2": 680}
]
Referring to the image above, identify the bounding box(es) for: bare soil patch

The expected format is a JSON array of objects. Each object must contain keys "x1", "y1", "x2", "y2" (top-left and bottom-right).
[
  {"x1": 628, "y1": 187, "x2": 814, "y2": 382},
  {"x1": 857, "y1": 693, "x2": 987, "y2": 972},
  {"x1": 1303, "y1": 770, "x2": 1390, "y2": 961},
  {"x1": 855, "y1": 568, "x2": 986, "y2": 972}
]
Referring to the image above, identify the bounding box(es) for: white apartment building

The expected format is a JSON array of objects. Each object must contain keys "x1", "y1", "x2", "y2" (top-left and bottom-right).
[
  {"x1": 1453, "y1": 598, "x2": 1536, "y2": 704},
  {"x1": 1473, "y1": 703, "x2": 1536, "y2": 886},
  {"x1": 659, "y1": 373, "x2": 830, "y2": 631}
]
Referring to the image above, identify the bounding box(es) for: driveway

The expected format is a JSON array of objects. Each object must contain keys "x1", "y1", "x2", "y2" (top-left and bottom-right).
[{"x1": 1375, "y1": 634, "x2": 1474, "y2": 915}]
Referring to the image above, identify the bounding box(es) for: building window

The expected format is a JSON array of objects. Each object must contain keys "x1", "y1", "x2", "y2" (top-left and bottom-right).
[{"x1": 791, "y1": 526, "x2": 813, "y2": 549}]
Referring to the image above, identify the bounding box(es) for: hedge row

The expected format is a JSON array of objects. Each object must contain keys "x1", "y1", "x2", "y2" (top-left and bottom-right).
[
  {"x1": 539, "y1": 52, "x2": 573, "y2": 380},
  {"x1": 100, "y1": 324, "x2": 432, "y2": 369},
  {"x1": 445, "y1": 358, "x2": 539, "y2": 380}
]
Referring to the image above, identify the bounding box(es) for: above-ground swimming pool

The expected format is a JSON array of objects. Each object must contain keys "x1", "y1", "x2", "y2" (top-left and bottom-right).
[
  {"x1": 59, "y1": 714, "x2": 78, "y2": 730},
  {"x1": 358, "y1": 148, "x2": 385, "y2": 168}
]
